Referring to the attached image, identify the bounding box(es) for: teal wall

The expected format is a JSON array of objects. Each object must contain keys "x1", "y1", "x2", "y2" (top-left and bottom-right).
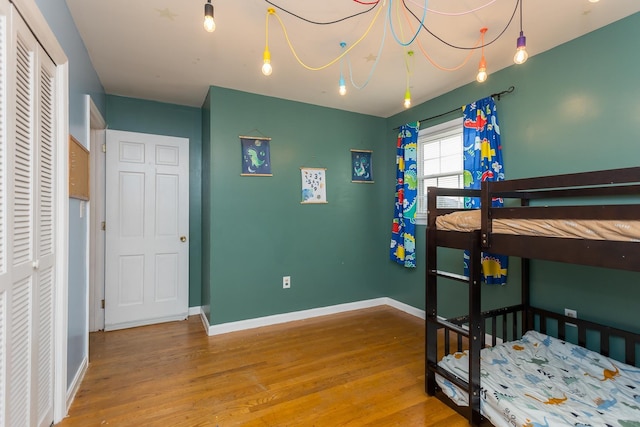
[
  {"x1": 204, "y1": 87, "x2": 389, "y2": 324},
  {"x1": 35, "y1": 0, "x2": 106, "y2": 390},
  {"x1": 385, "y1": 13, "x2": 640, "y2": 333},
  {"x1": 105, "y1": 96, "x2": 203, "y2": 307}
]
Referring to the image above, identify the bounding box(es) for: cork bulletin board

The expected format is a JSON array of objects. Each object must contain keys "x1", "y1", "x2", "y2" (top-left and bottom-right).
[{"x1": 69, "y1": 135, "x2": 90, "y2": 200}]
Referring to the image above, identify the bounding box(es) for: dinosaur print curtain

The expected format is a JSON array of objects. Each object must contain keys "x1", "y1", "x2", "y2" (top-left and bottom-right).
[
  {"x1": 390, "y1": 122, "x2": 419, "y2": 268},
  {"x1": 462, "y1": 97, "x2": 507, "y2": 284}
]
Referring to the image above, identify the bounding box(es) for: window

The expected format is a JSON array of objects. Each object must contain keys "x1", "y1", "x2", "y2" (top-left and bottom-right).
[{"x1": 416, "y1": 117, "x2": 464, "y2": 224}]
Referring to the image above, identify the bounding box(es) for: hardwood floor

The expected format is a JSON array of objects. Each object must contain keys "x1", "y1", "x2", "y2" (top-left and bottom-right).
[{"x1": 57, "y1": 306, "x2": 469, "y2": 426}]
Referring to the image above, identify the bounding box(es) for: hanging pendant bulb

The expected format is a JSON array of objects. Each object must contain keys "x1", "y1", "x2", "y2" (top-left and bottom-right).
[
  {"x1": 338, "y1": 42, "x2": 347, "y2": 96},
  {"x1": 404, "y1": 89, "x2": 411, "y2": 109},
  {"x1": 262, "y1": 49, "x2": 272, "y2": 76},
  {"x1": 476, "y1": 56, "x2": 487, "y2": 83},
  {"x1": 261, "y1": 8, "x2": 275, "y2": 76},
  {"x1": 204, "y1": 0, "x2": 215, "y2": 32},
  {"x1": 514, "y1": 32, "x2": 528, "y2": 64},
  {"x1": 476, "y1": 28, "x2": 488, "y2": 83},
  {"x1": 513, "y1": 0, "x2": 528, "y2": 64},
  {"x1": 403, "y1": 50, "x2": 414, "y2": 108}
]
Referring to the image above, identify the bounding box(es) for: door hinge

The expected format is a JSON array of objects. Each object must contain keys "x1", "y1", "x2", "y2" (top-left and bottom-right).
[
  {"x1": 102, "y1": 143, "x2": 106, "y2": 153},
  {"x1": 101, "y1": 221, "x2": 106, "y2": 231},
  {"x1": 101, "y1": 299, "x2": 105, "y2": 309}
]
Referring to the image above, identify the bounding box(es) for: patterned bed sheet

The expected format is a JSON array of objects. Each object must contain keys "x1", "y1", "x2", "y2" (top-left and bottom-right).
[
  {"x1": 435, "y1": 209, "x2": 640, "y2": 242},
  {"x1": 436, "y1": 330, "x2": 640, "y2": 427}
]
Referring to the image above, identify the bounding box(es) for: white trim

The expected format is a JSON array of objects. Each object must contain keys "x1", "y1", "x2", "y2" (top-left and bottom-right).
[
  {"x1": 89, "y1": 96, "x2": 106, "y2": 129},
  {"x1": 421, "y1": 116, "x2": 464, "y2": 135},
  {"x1": 199, "y1": 298, "x2": 502, "y2": 348},
  {"x1": 88, "y1": 96, "x2": 106, "y2": 333},
  {"x1": 204, "y1": 298, "x2": 425, "y2": 336},
  {"x1": 188, "y1": 306, "x2": 202, "y2": 316},
  {"x1": 53, "y1": 63, "x2": 69, "y2": 423},
  {"x1": 11, "y1": 0, "x2": 67, "y2": 64},
  {"x1": 65, "y1": 355, "x2": 87, "y2": 413},
  {"x1": 385, "y1": 298, "x2": 426, "y2": 319},
  {"x1": 199, "y1": 310, "x2": 209, "y2": 332}
]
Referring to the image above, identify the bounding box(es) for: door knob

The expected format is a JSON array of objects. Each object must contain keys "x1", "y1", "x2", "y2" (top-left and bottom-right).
[{"x1": 180, "y1": 236, "x2": 187, "y2": 242}]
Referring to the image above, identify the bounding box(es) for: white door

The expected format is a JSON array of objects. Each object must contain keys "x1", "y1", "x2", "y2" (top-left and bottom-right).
[
  {"x1": 2, "y1": 2, "x2": 57, "y2": 426},
  {"x1": 105, "y1": 130, "x2": 189, "y2": 331}
]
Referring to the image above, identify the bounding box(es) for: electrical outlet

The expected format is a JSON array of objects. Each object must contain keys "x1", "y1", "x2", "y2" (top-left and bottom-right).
[
  {"x1": 564, "y1": 308, "x2": 577, "y2": 319},
  {"x1": 282, "y1": 276, "x2": 291, "y2": 289}
]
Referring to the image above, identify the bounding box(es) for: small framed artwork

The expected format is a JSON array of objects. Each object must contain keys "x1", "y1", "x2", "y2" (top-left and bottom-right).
[
  {"x1": 351, "y1": 149, "x2": 373, "y2": 183},
  {"x1": 240, "y1": 136, "x2": 272, "y2": 176},
  {"x1": 300, "y1": 167, "x2": 327, "y2": 204}
]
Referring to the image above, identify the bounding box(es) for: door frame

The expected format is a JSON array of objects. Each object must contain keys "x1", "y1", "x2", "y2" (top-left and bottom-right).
[
  {"x1": 88, "y1": 97, "x2": 106, "y2": 332},
  {"x1": 12, "y1": 0, "x2": 70, "y2": 422}
]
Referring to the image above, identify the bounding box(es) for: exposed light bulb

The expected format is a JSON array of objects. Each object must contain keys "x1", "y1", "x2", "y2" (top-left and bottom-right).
[
  {"x1": 204, "y1": 1, "x2": 215, "y2": 32},
  {"x1": 262, "y1": 9, "x2": 275, "y2": 76},
  {"x1": 476, "y1": 57, "x2": 488, "y2": 83},
  {"x1": 262, "y1": 49, "x2": 272, "y2": 76},
  {"x1": 338, "y1": 42, "x2": 347, "y2": 96},
  {"x1": 339, "y1": 75, "x2": 346, "y2": 96},
  {"x1": 404, "y1": 89, "x2": 411, "y2": 109},
  {"x1": 514, "y1": 32, "x2": 528, "y2": 65},
  {"x1": 204, "y1": 16, "x2": 215, "y2": 32},
  {"x1": 262, "y1": 61, "x2": 272, "y2": 76},
  {"x1": 514, "y1": 0, "x2": 527, "y2": 65}
]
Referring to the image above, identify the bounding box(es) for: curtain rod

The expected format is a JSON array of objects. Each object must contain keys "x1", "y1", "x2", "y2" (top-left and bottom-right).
[{"x1": 393, "y1": 85, "x2": 515, "y2": 130}]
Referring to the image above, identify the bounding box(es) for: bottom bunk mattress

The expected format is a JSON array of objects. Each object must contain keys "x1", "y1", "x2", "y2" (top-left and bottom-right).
[{"x1": 435, "y1": 330, "x2": 640, "y2": 427}]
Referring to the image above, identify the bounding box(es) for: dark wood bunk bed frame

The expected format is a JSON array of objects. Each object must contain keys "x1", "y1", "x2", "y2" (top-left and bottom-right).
[{"x1": 424, "y1": 166, "x2": 640, "y2": 426}]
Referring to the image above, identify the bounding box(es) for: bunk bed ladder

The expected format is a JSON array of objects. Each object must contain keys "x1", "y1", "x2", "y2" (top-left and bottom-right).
[{"x1": 426, "y1": 228, "x2": 484, "y2": 426}]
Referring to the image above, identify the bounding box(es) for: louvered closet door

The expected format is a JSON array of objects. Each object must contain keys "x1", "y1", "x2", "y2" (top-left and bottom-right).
[
  {"x1": 1, "y1": 2, "x2": 56, "y2": 426},
  {"x1": 0, "y1": 1, "x2": 8, "y2": 425},
  {"x1": 33, "y1": 40, "x2": 56, "y2": 427}
]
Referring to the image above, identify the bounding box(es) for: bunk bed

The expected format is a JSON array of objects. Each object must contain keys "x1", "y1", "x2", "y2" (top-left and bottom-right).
[{"x1": 424, "y1": 166, "x2": 640, "y2": 426}]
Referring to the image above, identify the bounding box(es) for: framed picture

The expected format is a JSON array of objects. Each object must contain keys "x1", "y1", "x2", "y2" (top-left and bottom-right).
[
  {"x1": 351, "y1": 149, "x2": 373, "y2": 183},
  {"x1": 300, "y1": 167, "x2": 327, "y2": 204},
  {"x1": 240, "y1": 136, "x2": 272, "y2": 176}
]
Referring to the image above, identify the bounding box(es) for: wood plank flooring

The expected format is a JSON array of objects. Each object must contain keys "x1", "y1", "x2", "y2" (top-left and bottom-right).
[{"x1": 56, "y1": 306, "x2": 469, "y2": 427}]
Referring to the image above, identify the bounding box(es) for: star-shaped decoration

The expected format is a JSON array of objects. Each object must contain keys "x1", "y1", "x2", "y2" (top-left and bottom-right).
[
  {"x1": 156, "y1": 8, "x2": 178, "y2": 20},
  {"x1": 364, "y1": 53, "x2": 377, "y2": 62}
]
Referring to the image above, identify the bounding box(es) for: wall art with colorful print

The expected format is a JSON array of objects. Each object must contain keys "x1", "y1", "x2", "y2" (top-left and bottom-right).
[
  {"x1": 300, "y1": 167, "x2": 327, "y2": 204},
  {"x1": 351, "y1": 149, "x2": 374, "y2": 183},
  {"x1": 240, "y1": 136, "x2": 272, "y2": 176}
]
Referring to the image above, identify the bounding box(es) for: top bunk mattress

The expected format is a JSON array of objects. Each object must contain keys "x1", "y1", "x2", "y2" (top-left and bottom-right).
[{"x1": 435, "y1": 209, "x2": 640, "y2": 242}]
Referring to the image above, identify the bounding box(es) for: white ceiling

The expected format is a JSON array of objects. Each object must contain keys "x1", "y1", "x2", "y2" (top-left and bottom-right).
[{"x1": 65, "y1": 0, "x2": 639, "y2": 118}]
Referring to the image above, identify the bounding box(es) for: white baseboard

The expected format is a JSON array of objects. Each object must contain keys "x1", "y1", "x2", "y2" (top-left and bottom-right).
[
  {"x1": 204, "y1": 297, "x2": 425, "y2": 336},
  {"x1": 66, "y1": 356, "x2": 88, "y2": 412},
  {"x1": 199, "y1": 309, "x2": 210, "y2": 332},
  {"x1": 188, "y1": 306, "x2": 202, "y2": 316},
  {"x1": 200, "y1": 298, "x2": 500, "y2": 346},
  {"x1": 385, "y1": 298, "x2": 426, "y2": 319}
]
